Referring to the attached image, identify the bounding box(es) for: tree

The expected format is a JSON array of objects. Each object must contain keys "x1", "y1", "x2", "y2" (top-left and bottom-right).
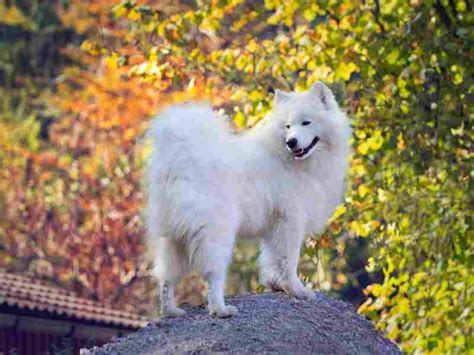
[
  {"x1": 0, "y1": 0, "x2": 159, "y2": 314},
  {"x1": 1, "y1": 1, "x2": 471, "y2": 352},
  {"x1": 105, "y1": 0, "x2": 472, "y2": 352}
]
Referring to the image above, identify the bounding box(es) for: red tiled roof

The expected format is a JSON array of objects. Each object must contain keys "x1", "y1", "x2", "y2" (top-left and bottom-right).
[{"x1": 0, "y1": 270, "x2": 148, "y2": 329}]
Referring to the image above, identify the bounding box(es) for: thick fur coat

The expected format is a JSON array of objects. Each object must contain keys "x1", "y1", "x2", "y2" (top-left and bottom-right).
[{"x1": 146, "y1": 82, "x2": 351, "y2": 317}]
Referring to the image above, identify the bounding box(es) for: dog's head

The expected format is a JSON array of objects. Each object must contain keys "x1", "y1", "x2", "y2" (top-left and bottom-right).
[{"x1": 274, "y1": 82, "x2": 342, "y2": 161}]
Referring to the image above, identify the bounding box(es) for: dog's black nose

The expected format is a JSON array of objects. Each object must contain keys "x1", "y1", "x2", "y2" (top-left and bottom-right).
[{"x1": 286, "y1": 138, "x2": 298, "y2": 149}]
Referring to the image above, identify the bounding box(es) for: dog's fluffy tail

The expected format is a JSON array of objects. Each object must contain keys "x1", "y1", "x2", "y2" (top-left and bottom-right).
[{"x1": 147, "y1": 102, "x2": 232, "y2": 151}]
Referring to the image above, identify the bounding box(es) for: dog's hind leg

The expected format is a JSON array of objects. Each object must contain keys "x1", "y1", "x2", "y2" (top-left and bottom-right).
[
  {"x1": 155, "y1": 237, "x2": 189, "y2": 317},
  {"x1": 190, "y1": 229, "x2": 238, "y2": 318}
]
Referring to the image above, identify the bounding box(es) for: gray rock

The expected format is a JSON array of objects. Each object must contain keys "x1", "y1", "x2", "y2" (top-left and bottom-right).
[{"x1": 85, "y1": 292, "x2": 400, "y2": 354}]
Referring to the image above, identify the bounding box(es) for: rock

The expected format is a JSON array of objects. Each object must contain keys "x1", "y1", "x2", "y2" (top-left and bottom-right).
[{"x1": 85, "y1": 292, "x2": 400, "y2": 354}]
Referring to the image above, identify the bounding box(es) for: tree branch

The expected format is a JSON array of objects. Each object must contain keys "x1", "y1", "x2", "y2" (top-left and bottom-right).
[
  {"x1": 371, "y1": 0, "x2": 386, "y2": 34},
  {"x1": 434, "y1": 0, "x2": 459, "y2": 37}
]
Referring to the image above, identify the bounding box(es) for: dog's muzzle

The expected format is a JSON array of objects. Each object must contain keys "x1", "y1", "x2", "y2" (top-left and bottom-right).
[{"x1": 292, "y1": 136, "x2": 320, "y2": 159}]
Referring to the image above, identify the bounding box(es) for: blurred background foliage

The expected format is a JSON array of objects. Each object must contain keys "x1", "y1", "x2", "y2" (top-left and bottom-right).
[{"x1": 0, "y1": 0, "x2": 472, "y2": 353}]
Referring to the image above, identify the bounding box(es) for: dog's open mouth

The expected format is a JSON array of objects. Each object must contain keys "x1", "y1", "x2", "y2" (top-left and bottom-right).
[{"x1": 293, "y1": 136, "x2": 320, "y2": 159}]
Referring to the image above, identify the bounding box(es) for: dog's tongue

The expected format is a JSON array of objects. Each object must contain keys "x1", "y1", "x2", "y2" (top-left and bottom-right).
[{"x1": 294, "y1": 149, "x2": 305, "y2": 157}]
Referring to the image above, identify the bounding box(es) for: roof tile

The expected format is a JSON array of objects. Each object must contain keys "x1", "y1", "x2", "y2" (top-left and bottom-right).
[{"x1": 0, "y1": 269, "x2": 148, "y2": 329}]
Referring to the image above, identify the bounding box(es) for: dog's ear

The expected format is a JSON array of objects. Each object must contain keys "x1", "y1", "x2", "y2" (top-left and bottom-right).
[
  {"x1": 309, "y1": 82, "x2": 337, "y2": 110},
  {"x1": 274, "y1": 89, "x2": 292, "y2": 105}
]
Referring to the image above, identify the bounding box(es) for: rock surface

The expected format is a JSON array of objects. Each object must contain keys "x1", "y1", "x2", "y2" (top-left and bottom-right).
[{"x1": 85, "y1": 292, "x2": 400, "y2": 354}]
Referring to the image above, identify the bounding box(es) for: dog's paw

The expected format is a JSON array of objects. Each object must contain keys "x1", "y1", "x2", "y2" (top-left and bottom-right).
[
  {"x1": 289, "y1": 286, "x2": 316, "y2": 301},
  {"x1": 161, "y1": 307, "x2": 187, "y2": 318},
  {"x1": 281, "y1": 281, "x2": 316, "y2": 301},
  {"x1": 209, "y1": 305, "x2": 238, "y2": 318}
]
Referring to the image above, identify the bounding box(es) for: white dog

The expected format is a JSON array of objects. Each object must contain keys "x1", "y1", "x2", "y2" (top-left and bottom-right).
[{"x1": 145, "y1": 82, "x2": 350, "y2": 318}]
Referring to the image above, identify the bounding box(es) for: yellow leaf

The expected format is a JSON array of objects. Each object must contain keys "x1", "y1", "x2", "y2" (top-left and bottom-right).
[
  {"x1": 247, "y1": 41, "x2": 259, "y2": 53},
  {"x1": 358, "y1": 184, "x2": 369, "y2": 198},
  {"x1": 387, "y1": 49, "x2": 399, "y2": 64},
  {"x1": 400, "y1": 216, "x2": 410, "y2": 229},
  {"x1": 370, "y1": 284, "x2": 383, "y2": 297},
  {"x1": 124, "y1": 128, "x2": 135, "y2": 141},
  {"x1": 377, "y1": 188, "x2": 388, "y2": 202},
  {"x1": 397, "y1": 133, "x2": 406, "y2": 150},
  {"x1": 368, "y1": 134, "x2": 384, "y2": 150},
  {"x1": 256, "y1": 59, "x2": 268, "y2": 74},
  {"x1": 453, "y1": 73, "x2": 463, "y2": 85},
  {"x1": 233, "y1": 111, "x2": 246, "y2": 129},
  {"x1": 248, "y1": 90, "x2": 263, "y2": 102},
  {"x1": 357, "y1": 141, "x2": 369, "y2": 155},
  {"x1": 336, "y1": 62, "x2": 358, "y2": 81},
  {"x1": 355, "y1": 130, "x2": 367, "y2": 139},
  {"x1": 401, "y1": 101, "x2": 409, "y2": 114},
  {"x1": 112, "y1": 4, "x2": 127, "y2": 18},
  {"x1": 456, "y1": 1, "x2": 467, "y2": 12},
  {"x1": 366, "y1": 257, "x2": 376, "y2": 272},
  {"x1": 371, "y1": 220, "x2": 381, "y2": 230},
  {"x1": 332, "y1": 205, "x2": 347, "y2": 219},
  {"x1": 106, "y1": 53, "x2": 119, "y2": 69},
  {"x1": 303, "y1": 9, "x2": 316, "y2": 21},
  {"x1": 2, "y1": 5, "x2": 28, "y2": 26},
  {"x1": 235, "y1": 56, "x2": 247, "y2": 71},
  {"x1": 128, "y1": 8, "x2": 141, "y2": 22}
]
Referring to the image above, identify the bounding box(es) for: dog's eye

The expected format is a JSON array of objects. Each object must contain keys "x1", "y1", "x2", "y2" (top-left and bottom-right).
[
  {"x1": 285, "y1": 124, "x2": 290, "y2": 129},
  {"x1": 302, "y1": 121, "x2": 311, "y2": 126}
]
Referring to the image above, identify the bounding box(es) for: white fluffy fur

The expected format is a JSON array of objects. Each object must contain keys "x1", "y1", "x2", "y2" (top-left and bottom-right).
[{"x1": 146, "y1": 82, "x2": 350, "y2": 318}]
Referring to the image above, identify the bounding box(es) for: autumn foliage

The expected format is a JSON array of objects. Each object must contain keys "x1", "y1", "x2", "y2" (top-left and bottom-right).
[
  {"x1": 0, "y1": 0, "x2": 472, "y2": 353},
  {"x1": 0, "y1": 0, "x2": 161, "y2": 314}
]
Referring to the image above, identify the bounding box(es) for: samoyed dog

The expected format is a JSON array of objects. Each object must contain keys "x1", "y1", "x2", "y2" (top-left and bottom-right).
[{"x1": 146, "y1": 82, "x2": 350, "y2": 318}]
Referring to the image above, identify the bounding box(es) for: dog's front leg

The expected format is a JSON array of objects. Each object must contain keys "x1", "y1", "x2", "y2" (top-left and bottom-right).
[{"x1": 259, "y1": 218, "x2": 315, "y2": 300}]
